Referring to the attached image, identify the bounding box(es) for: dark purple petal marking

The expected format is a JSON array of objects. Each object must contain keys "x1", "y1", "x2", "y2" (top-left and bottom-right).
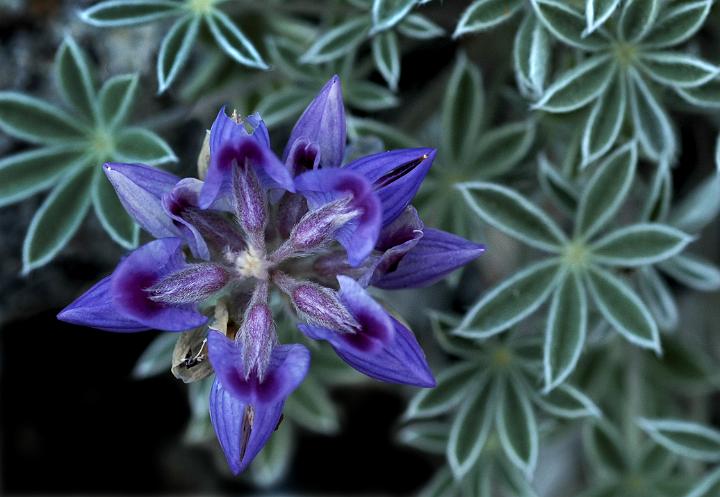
[
  {"x1": 285, "y1": 139, "x2": 320, "y2": 176},
  {"x1": 182, "y1": 209, "x2": 246, "y2": 255},
  {"x1": 147, "y1": 263, "x2": 229, "y2": 304},
  {"x1": 161, "y1": 178, "x2": 211, "y2": 260},
  {"x1": 372, "y1": 228, "x2": 485, "y2": 289},
  {"x1": 110, "y1": 238, "x2": 208, "y2": 331},
  {"x1": 283, "y1": 75, "x2": 346, "y2": 170},
  {"x1": 57, "y1": 276, "x2": 148, "y2": 332},
  {"x1": 276, "y1": 194, "x2": 308, "y2": 239},
  {"x1": 344, "y1": 148, "x2": 436, "y2": 226}
]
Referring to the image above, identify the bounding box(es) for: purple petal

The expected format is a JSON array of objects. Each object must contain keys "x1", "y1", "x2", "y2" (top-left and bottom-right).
[
  {"x1": 245, "y1": 112, "x2": 270, "y2": 148},
  {"x1": 283, "y1": 75, "x2": 346, "y2": 170},
  {"x1": 162, "y1": 178, "x2": 210, "y2": 260},
  {"x1": 295, "y1": 168, "x2": 381, "y2": 266},
  {"x1": 345, "y1": 148, "x2": 435, "y2": 226},
  {"x1": 284, "y1": 139, "x2": 320, "y2": 176},
  {"x1": 299, "y1": 276, "x2": 435, "y2": 387},
  {"x1": 57, "y1": 277, "x2": 148, "y2": 332},
  {"x1": 110, "y1": 238, "x2": 208, "y2": 331},
  {"x1": 208, "y1": 331, "x2": 310, "y2": 405},
  {"x1": 209, "y1": 378, "x2": 284, "y2": 475},
  {"x1": 103, "y1": 163, "x2": 180, "y2": 239},
  {"x1": 372, "y1": 228, "x2": 485, "y2": 289}
]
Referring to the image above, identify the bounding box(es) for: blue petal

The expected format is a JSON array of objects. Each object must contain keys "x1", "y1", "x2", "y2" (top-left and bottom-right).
[
  {"x1": 283, "y1": 75, "x2": 346, "y2": 170},
  {"x1": 345, "y1": 148, "x2": 435, "y2": 226},
  {"x1": 209, "y1": 378, "x2": 284, "y2": 475},
  {"x1": 57, "y1": 276, "x2": 148, "y2": 332},
  {"x1": 372, "y1": 228, "x2": 485, "y2": 289},
  {"x1": 161, "y1": 178, "x2": 211, "y2": 260},
  {"x1": 110, "y1": 238, "x2": 208, "y2": 331}
]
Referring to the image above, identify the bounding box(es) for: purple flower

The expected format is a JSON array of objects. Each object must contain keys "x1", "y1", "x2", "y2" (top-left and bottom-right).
[{"x1": 57, "y1": 76, "x2": 484, "y2": 475}]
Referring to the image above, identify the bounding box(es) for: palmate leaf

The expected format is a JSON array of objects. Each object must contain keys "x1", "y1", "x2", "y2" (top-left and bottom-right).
[
  {"x1": 628, "y1": 69, "x2": 676, "y2": 162},
  {"x1": 638, "y1": 266, "x2": 678, "y2": 331},
  {"x1": 531, "y1": 0, "x2": 610, "y2": 50},
  {"x1": 537, "y1": 154, "x2": 578, "y2": 214},
  {"x1": 442, "y1": 53, "x2": 484, "y2": 166},
  {"x1": 249, "y1": 421, "x2": 294, "y2": 488},
  {"x1": 584, "y1": 422, "x2": 628, "y2": 475},
  {"x1": 99, "y1": 74, "x2": 139, "y2": 129},
  {"x1": 256, "y1": 87, "x2": 313, "y2": 128},
  {"x1": 397, "y1": 14, "x2": 444, "y2": 39},
  {"x1": 453, "y1": 0, "x2": 524, "y2": 38},
  {"x1": 659, "y1": 253, "x2": 720, "y2": 291},
  {"x1": 371, "y1": 31, "x2": 400, "y2": 90},
  {"x1": 345, "y1": 81, "x2": 399, "y2": 111},
  {"x1": 618, "y1": 0, "x2": 659, "y2": 43},
  {"x1": 668, "y1": 175, "x2": 720, "y2": 233},
  {"x1": 638, "y1": 52, "x2": 719, "y2": 89},
  {"x1": 472, "y1": 121, "x2": 536, "y2": 179},
  {"x1": 92, "y1": 168, "x2": 139, "y2": 249},
  {"x1": 676, "y1": 80, "x2": 720, "y2": 109},
  {"x1": 534, "y1": 383, "x2": 601, "y2": 418},
  {"x1": 684, "y1": 467, "x2": 720, "y2": 497},
  {"x1": 581, "y1": 72, "x2": 626, "y2": 166},
  {"x1": 115, "y1": 127, "x2": 177, "y2": 165},
  {"x1": 80, "y1": 0, "x2": 182, "y2": 27},
  {"x1": 371, "y1": 0, "x2": 417, "y2": 34},
  {"x1": 585, "y1": 266, "x2": 660, "y2": 352},
  {"x1": 534, "y1": 55, "x2": 616, "y2": 113},
  {"x1": 397, "y1": 421, "x2": 449, "y2": 455},
  {"x1": 637, "y1": 418, "x2": 720, "y2": 461},
  {"x1": 544, "y1": 270, "x2": 587, "y2": 391},
  {"x1": 206, "y1": 9, "x2": 268, "y2": 70},
  {"x1": 157, "y1": 14, "x2": 201, "y2": 93},
  {"x1": 418, "y1": 468, "x2": 458, "y2": 497},
  {"x1": 131, "y1": 332, "x2": 176, "y2": 379},
  {"x1": 55, "y1": 37, "x2": 97, "y2": 121},
  {"x1": 0, "y1": 92, "x2": 87, "y2": 144},
  {"x1": 300, "y1": 18, "x2": 370, "y2": 64},
  {"x1": 284, "y1": 375, "x2": 340, "y2": 435},
  {"x1": 641, "y1": 0, "x2": 713, "y2": 49},
  {"x1": 495, "y1": 375, "x2": 538, "y2": 475},
  {"x1": 589, "y1": 223, "x2": 693, "y2": 267},
  {"x1": 404, "y1": 362, "x2": 481, "y2": 419},
  {"x1": 514, "y1": 14, "x2": 551, "y2": 97},
  {"x1": 585, "y1": 0, "x2": 621, "y2": 35},
  {"x1": 22, "y1": 167, "x2": 95, "y2": 273}
]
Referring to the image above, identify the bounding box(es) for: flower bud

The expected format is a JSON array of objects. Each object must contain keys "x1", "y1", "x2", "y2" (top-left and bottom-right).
[
  {"x1": 288, "y1": 197, "x2": 358, "y2": 252},
  {"x1": 232, "y1": 160, "x2": 267, "y2": 245},
  {"x1": 147, "y1": 263, "x2": 229, "y2": 304},
  {"x1": 237, "y1": 282, "x2": 276, "y2": 380}
]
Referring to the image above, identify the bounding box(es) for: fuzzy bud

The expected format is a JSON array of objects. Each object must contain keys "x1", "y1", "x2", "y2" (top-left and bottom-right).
[
  {"x1": 238, "y1": 282, "x2": 276, "y2": 380},
  {"x1": 232, "y1": 160, "x2": 267, "y2": 245},
  {"x1": 147, "y1": 263, "x2": 229, "y2": 304}
]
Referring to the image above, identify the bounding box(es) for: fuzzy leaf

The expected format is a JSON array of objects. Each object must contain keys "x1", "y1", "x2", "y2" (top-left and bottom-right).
[
  {"x1": 668, "y1": 175, "x2": 720, "y2": 233},
  {"x1": 79, "y1": 0, "x2": 181, "y2": 27},
  {"x1": 618, "y1": 0, "x2": 659, "y2": 43},
  {"x1": 638, "y1": 266, "x2": 678, "y2": 331},
  {"x1": 456, "y1": 260, "x2": 562, "y2": 339},
  {"x1": 642, "y1": 0, "x2": 713, "y2": 48},
  {"x1": 371, "y1": 0, "x2": 417, "y2": 33},
  {"x1": 301, "y1": 18, "x2": 370, "y2": 64},
  {"x1": 55, "y1": 37, "x2": 96, "y2": 120},
  {"x1": 537, "y1": 154, "x2": 578, "y2": 213},
  {"x1": 442, "y1": 53, "x2": 484, "y2": 165},
  {"x1": 628, "y1": 69, "x2": 676, "y2": 162},
  {"x1": 585, "y1": 0, "x2": 621, "y2": 34},
  {"x1": 132, "y1": 333, "x2": 177, "y2": 379},
  {"x1": 397, "y1": 422, "x2": 449, "y2": 455},
  {"x1": 535, "y1": 55, "x2": 615, "y2": 113},
  {"x1": 582, "y1": 72, "x2": 626, "y2": 166},
  {"x1": 345, "y1": 81, "x2": 399, "y2": 111},
  {"x1": 256, "y1": 87, "x2": 312, "y2": 127},
  {"x1": 576, "y1": 141, "x2": 637, "y2": 239},
  {"x1": 585, "y1": 423, "x2": 627, "y2": 475},
  {"x1": 639, "y1": 52, "x2": 718, "y2": 88},
  {"x1": 585, "y1": 267, "x2": 660, "y2": 352},
  {"x1": 285, "y1": 375, "x2": 339, "y2": 435},
  {"x1": 676, "y1": 80, "x2": 720, "y2": 109},
  {"x1": 22, "y1": 168, "x2": 94, "y2": 272},
  {"x1": 405, "y1": 363, "x2": 481, "y2": 419},
  {"x1": 249, "y1": 421, "x2": 294, "y2": 488},
  {"x1": 397, "y1": 14, "x2": 444, "y2": 39},
  {"x1": 496, "y1": 376, "x2": 538, "y2": 475},
  {"x1": 206, "y1": 9, "x2": 268, "y2": 70},
  {"x1": 418, "y1": 468, "x2": 459, "y2": 497},
  {"x1": 514, "y1": 14, "x2": 551, "y2": 96},
  {"x1": 371, "y1": 31, "x2": 400, "y2": 90},
  {"x1": 590, "y1": 223, "x2": 693, "y2": 266},
  {"x1": 532, "y1": 0, "x2": 610, "y2": 50},
  {"x1": 157, "y1": 15, "x2": 200, "y2": 93},
  {"x1": 683, "y1": 467, "x2": 720, "y2": 497},
  {"x1": 637, "y1": 418, "x2": 720, "y2": 461},
  {"x1": 453, "y1": 0, "x2": 524, "y2": 37},
  {"x1": 98, "y1": 74, "x2": 139, "y2": 129},
  {"x1": 544, "y1": 271, "x2": 587, "y2": 391},
  {"x1": 535, "y1": 383, "x2": 601, "y2": 418},
  {"x1": 92, "y1": 168, "x2": 138, "y2": 249},
  {"x1": 0, "y1": 92, "x2": 86, "y2": 144},
  {"x1": 115, "y1": 127, "x2": 177, "y2": 165},
  {"x1": 460, "y1": 182, "x2": 566, "y2": 251},
  {"x1": 659, "y1": 253, "x2": 720, "y2": 291},
  {"x1": 473, "y1": 121, "x2": 536, "y2": 179}
]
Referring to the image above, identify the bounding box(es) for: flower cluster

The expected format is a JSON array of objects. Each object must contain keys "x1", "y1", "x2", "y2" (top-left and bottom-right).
[{"x1": 57, "y1": 76, "x2": 484, "y2": 474}]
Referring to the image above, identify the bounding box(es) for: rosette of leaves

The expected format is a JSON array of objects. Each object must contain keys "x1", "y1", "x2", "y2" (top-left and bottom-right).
[
  {"x1": 0, "y1": 37, "x2": 175, "y2": 272},
  {"x1": 414, "y1": 53, "x2": 536, "y2": 239},
  {"x1": 400, "y1": 314, "x2": 600, "y2": 494},
  {"x1": 300, "y1": 0, "x2": 444, "y2": 90},
  {"x1": 456, "y1": 142, "x2": 695, "y2": 392},
  {"x1": 531, "y1": 0, "x2": 717, "y2": 164},
  {"x1": 79, "y1": 0, "x2": 269, "y2": 92}
]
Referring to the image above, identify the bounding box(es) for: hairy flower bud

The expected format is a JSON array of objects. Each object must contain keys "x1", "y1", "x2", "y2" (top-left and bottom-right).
[
  {"x1": 232, "y1": 160, "x2": 267, "y2": 245},
  {"x1": 276, "y1": 194, "x2": 308, "y2": 239},
  {"x1": 147, "y1": 263, "x2": 229, "y2": 304},
  {"x1": 238, "y1": 282, "x2": 276, "y2": 380}
]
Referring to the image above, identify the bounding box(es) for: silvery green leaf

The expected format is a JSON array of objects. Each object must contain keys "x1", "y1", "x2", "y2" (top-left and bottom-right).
[
  {"x1": 347, "y1": 116, "x2": 418, "y2": 148},
  {"x1": 453, "y1": 0, "x2": 523, "y2": 37},
  {"x1": 535, "y1": 383, "x2": 601, "y2": 418},
  {"x1": 157, "y1": 14, "x2": 201, "y2": 93},
  {"x1": 285, "y1": 375, "x2": 340, "y2": 435},
  {"x1": 266, "y1": 37, "x2": 319, "y2": 83},
  {"x1": 404, "y1": 363, "x2": 482, "y2": 419},
  {"x1": 0, "y1": 92, "x2": 86, "y2": 144},
  {"x1": 668, "y1": 175, "x2": 720, "y2": 233},
  {"x1": 92, "y1": 168, "x2": 138, "y2": 249},
  {"x1": 497, "y1": 459, "x2": 540, "y2": 497},
  {"x1": 345, "y1": 81, "x2": 400, "y2": 111},
  {"x1": 55, "y1": 37, "x2": 96, "y2": 120},
  {"x1": 459, "y1": 182, "x2": 566, "y2": 251},
  {"x1": 397, "y1": 421, "x2": 449, "y2": 454},
  {"x1": 249, "y1": 421, "x2": 294, "y2": 488},
  {"x1": 473, "y1": 121, "x2": 536, "y2": 179},
  {"x1": 0, "y1": 147, "x2": 88, "y2": 208},
  {"x1": 115, "y1": 127, "x2": 177, "y2": 165},
  {"x1": 576, "y1": 141, "x2": 637, "y2": 240},
  {"x1": 618, "y1": 0, "x2": 659, "y2": 43},
  {"x1": 537, "y1": 154, "x2": 578, "y2": 213},
  {"x1": 531, "y1": 0, "x2": 610, "y2": 50},
  {"x1": 589, "y1": 223, "x2": 693, "y2": 266},
  {"x1": 206, "y1": 9, "x2": 268, "y2": 70},
  {"x1": 463, "y1": 459, "x2": 492, "y2": 497},
  {"x1": 649, "y1": 335, "x2": 715, "y2": 390},
  {"x1": 419, "y1": 468, "x2": 459, "y2": 497},
  {"x1": 683, "y1": 466, "x2": 720, "y2": 497},
  {"x1": 676, "y1": 80, "x2": 720, "y2": 109},
  {"x1": 638, "y1": 266, "x2": 678, "y2": 331},
  {"x1": 585, "y1": 267, "x2": 661, "y2": 352},
  {"x1": 496, "y1": 376, "x2": 538, "y2": 475},
  {"x1": 642, "y1": 161, "x2": 672, "y2": 222},
  {"x1": 585, "y1": 0, "x2": 621, "y2": 35},
  {"x1": 256, "y1": 87, "x2": 312, "y2": 127},
  {"x1": 639, "y1": 52, "x2": 718, "y2": 88},
  {"x1": 641, "y1": 0, "x2": 713, "y2": 48},
  {"x1": 98, "y1": 74, "x2": 139, "y2": 129},
  {"x1": 301, "y1": 18, "x2": 370, "y2": 64},
  {"x1": 371, "y1": 0, "x2": 417, "y2": 33},
  {"x1": 534, "y1": 55, "x2": 616, "y2": 113},
  {"x1": 397, "y1": 13, "x2": 444, "y2": 39},
  {"x1": 637, "y1": 418, "x2": 720, "y2": 461},
  {"x1": 442, "y1": 53, "x2": 483, "y2": 165},
  {"x1": 455, "y1": 260, "x2": 562, "y2": 339},
  {"x1": 131, "y1": 333, "x2": 177, "y2": 379},
  {"x1": 447, "y1": 376, "x2": 495, "y2": 478},
  {"x1": 79, "y1": 0, "x2": 181, "y2": 27},
  {"x1": 371, "y1": 31, "x2": 400, "y2": 90},
  {"x1": 428, "y1": 312, "x2": 482, "y2": 360},
  {"x1": 628, "y1": 69, "x2": 676, "y2": 162},
  {"x1": 514, "y1": 14, "x2": 551, "y2": 97},
  {"x1": 544, "y1": 271, "x2": 587, "y2": 392},
  {"x1": 22, "y1": 168, "x2": 94, "y2": 273},
  {"x1": 581, "y1": 72, "x2": 626, "y2": 166},
  {"x1": 584, "y1": 422, "x2": 627, "y2": 475},
  {"x1": 659, "y1": 253, "x2": 720, "y2": 291}
]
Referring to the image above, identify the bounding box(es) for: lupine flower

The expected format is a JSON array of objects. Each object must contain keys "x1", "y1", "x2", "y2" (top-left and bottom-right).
[{"x1": 57, "y1": 75, "x2": 485, "y2": 474}]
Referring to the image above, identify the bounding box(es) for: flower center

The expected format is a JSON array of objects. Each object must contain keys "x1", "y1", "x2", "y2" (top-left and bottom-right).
[{"x1": 231, "y1": 246, "x2": 269, "y2": 280}]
